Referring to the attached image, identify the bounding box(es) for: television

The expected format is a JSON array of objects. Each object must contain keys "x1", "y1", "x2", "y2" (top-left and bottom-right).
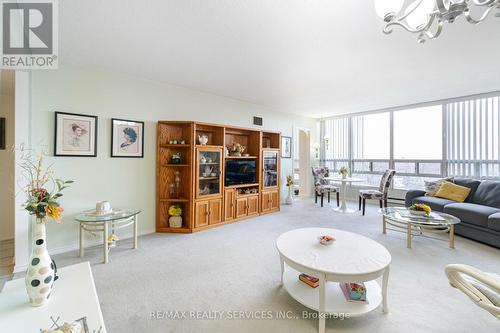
[{"x1": 225, "y1": 160, "x2": 256, "y2": 186}]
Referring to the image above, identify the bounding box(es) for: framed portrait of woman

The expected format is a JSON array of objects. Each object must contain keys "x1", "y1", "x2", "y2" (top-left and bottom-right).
[
  {"x1": 54, "y1": 112, "x2": 98, "y2": 157},
  {"x1": 111, "y1": 118, "x2": 144, "y2": 158}
]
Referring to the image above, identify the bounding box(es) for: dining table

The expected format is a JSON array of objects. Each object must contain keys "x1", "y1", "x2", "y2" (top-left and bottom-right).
[{"x1": 324, "y1": 177, "x2": 364, "y2": 213}]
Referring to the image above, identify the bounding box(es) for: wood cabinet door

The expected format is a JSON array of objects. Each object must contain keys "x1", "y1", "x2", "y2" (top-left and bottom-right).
[
  {"x1": 235, "y1": 197, "x2": 248, "y2": 219},
  {"x1": 209, "y1": 198, "x2": 223, "y2": 225},
  {"x1": 194, "y1": 201, "x2": 209, "y2": 228},
  {"x1": 247, "y1": 195, "x2": 259, "y2": 216},
  {"x1": 270, "y1": 190, "x2": 279, "y2": 210},
  {"x1": 224, "y1": 189, "x2": 235, "y2": 221},
  {"x1": 261, "y1": 191, "x2": 271, "y2": 212}
]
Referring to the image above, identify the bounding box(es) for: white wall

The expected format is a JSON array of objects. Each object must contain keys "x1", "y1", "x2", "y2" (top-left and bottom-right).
[
  {"x1": 0, "y1": 92, "x2": 15, "y2": 241},
  {"x1": 29, "y1": 66, "x2": 316, "y2": 253}
]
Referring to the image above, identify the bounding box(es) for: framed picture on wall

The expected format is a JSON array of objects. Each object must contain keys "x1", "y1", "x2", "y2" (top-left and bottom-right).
[
  {"x1": 281, "y1": 136, "x2": 292, "y2": 158},
  {"x1": 54, "y1": 112, "x2": 98, "y2": 157},
  {"x1": 111, "y1": 118, "x2": 144, "y2": 158}
]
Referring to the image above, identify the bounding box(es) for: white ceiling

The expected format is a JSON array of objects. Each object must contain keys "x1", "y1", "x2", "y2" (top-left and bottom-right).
[{"x1": 59, "y1": 1, "x2": 500, "y2": 118}]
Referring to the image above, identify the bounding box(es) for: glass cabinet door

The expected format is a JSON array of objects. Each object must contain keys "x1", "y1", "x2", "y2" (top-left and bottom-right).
[
  {"x1": 263, "y1": 150, "x2": 278, "y2": 188},
  {"x1": 197, "y1": 149, "x2": 222, "y2": 197}
]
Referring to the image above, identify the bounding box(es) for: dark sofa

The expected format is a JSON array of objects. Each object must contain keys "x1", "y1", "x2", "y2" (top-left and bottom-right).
[{"x1": 405, "y1": 178, "x2": 500, "y2": 248}]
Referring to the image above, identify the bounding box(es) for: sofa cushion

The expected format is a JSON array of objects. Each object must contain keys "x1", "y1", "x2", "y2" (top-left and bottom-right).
[
  {"x1": 434, "y1": 181, "x2": 471, "y2": 203},
  {"x1": 411, "y1": 196, "x2": 456, "y2": 212},
  {"x1": 488, "y1": 213, "x2": 500, "y2": 232},
  {"x1": 453, "y1": 178, "x2": 481, "y2": 203},
  {"x1": 424, "y1": 177, "x2": 453, "y2": 196},
  {"x1": 473, "y1": 181, "x2": 500, "y2": 208},
  {"x1": 444, "y1": 203, "x2": 500, "y2": 228}
]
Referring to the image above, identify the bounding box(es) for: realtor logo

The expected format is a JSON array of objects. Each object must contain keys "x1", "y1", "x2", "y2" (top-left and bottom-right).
[{"x1": 1, "y1": 0, "x2": 58, "y2": 69}]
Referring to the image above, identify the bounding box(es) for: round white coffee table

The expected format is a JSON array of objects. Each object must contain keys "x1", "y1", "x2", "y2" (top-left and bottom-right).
[
  {"x1": 325, "y1": 177, "x2": 364, "y2": 213},
  {"x1": 276, "y1": 228, "x2": 391, "y2": 333}
]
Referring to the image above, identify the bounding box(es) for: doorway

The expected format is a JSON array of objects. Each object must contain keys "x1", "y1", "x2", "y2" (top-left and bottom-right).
[
  {"x1": 294, "y1": 127, "x2": 311, "y2": 198},
  {"x1": 0, "y1": 70, "x2": 16, "y2": 280}
]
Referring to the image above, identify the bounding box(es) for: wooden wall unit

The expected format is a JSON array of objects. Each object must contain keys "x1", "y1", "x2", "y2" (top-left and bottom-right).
[{"x1": 157, "y1": 121, "x2": 280, "y2": 233}]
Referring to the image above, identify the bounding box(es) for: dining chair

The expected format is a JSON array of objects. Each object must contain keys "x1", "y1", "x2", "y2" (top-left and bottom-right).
[
  {"x1": 311, "y1": 166, "x2": 339, "y2": 207},
  {"x1": 358, "y1": 169, "x2": 396, "y2": 216}
]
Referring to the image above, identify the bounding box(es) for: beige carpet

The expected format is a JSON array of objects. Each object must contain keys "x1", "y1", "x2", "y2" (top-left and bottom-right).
[{"x1": 45, "y1": 199, "x2": 500, "y2": 332}]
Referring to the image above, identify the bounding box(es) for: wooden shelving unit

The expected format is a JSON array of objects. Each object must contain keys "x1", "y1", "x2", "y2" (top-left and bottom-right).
[{"x1": 157, "y1": 121, "x2": 280, "y2": 233}]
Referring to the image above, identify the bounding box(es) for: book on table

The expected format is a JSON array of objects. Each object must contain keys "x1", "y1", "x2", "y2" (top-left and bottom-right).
[
  {"x1": 298, "y1": 274, "x2": 319, "y2": 288},
  {"x1": 339, "y1": 282, "x2": 368, "y2": 303}
]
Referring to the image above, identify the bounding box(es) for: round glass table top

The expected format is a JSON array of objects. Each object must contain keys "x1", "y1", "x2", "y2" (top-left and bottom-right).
[
  {"x1": 74, "y1": 209, "x2": 141, "y2": 223},
  {"x1": 379, "y1": 207, "x2": 460, "y2": 225}
]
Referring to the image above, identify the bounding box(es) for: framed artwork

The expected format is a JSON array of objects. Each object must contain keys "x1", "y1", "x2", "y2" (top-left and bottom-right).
[
  {"x1": 111, "y1": 118, "x2": 144, "y2": 158},
  {"x1": 54, "y1": 112, "x2": 98, "y2": 157},
  {"x1": 281, "y1": 136, "x2": 292, "y2": 158},
  {"x1": 0, "y1": 117, "x2": 5, "y2": 150}
]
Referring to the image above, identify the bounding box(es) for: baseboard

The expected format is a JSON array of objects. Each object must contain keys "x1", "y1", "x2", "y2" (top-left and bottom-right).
[
  {"x1": 48, "y1": 227, "x2": 156, "y2": 255},
  {"x1": 13, "y1": 228, "x2": 155, "y2": 273}
]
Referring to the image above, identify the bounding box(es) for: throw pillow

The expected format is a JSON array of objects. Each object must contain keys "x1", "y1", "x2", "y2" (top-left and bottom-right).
[
  {"x1": 425, "y1": 177, "x2": 454, "y2": 197},
  {"x1": 434, "y1": 181, "x2": 471, "y2": 203}
]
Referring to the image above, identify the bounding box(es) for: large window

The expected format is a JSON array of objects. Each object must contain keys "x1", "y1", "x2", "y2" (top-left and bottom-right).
[
  {"x1": 446, "y1": 97, "x2": 500, "y2": 178},
  {"x1": 319, "y1": 95, "x2": 500, "y2": 190}
]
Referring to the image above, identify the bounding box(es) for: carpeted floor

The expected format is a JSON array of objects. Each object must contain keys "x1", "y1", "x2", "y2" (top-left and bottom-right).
[{"x1": 50, "y1": 199, "x2": 500, "y2": 332}]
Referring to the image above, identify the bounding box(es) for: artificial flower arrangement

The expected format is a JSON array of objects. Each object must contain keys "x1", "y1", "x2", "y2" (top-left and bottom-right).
[
  {"x1": 107, "y1": 234, "x2": 119, "y2": 247},
  {"x1": 286, "y1": 175, "x2": 294, "y2": 187},
  {"x1": 339, "y1": 167, "x2": 349, "y2": 177},
  {"x1": 168, "y1": 205, "x2": 182, "y2": 217},
  {"x1": 409, "y1": 203, "x2": 432, "y2": 216},
  {"x1": 226, "y1": 142, "x2": 246, "y2": 156},
  {"x1": 21, "y1": 153, "x2": 73, "y2": 222},
  {"x1": 168, "y1": 205, "x2": 183, "y2": 228}
]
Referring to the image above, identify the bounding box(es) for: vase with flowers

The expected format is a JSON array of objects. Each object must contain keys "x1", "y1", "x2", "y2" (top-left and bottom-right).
[
  {"x1": 20, "y1": 153, "x2": 73, "y2": 306},
  {"x1": 339, "y1": 167, "x2": 349, "y2": 179},
  {"x1": 226, "y1": 143, "x2": 245, "y2": 157},
  {"x1": 285, "y1": 175, "x2": 294, "y2": 205},
  {"x1": 168, "y1": 205, "x2": 183, "y2": 228}
]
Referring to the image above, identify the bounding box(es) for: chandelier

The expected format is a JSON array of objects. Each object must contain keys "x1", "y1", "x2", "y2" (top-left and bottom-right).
[{"x1": 374, "y1": 0, "x2": 500, "y2": 43}]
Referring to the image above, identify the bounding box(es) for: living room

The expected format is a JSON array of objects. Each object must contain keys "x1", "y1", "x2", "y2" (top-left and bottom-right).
[{"x1": 0, "y1": 1, "x2": 499, "y2": 332}]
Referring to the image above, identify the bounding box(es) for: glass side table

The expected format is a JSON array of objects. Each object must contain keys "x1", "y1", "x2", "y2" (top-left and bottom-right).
[
  {"x1": 74, "y1": 209, "x2": 141, "y2": 263},
  {"x1": 379, "y1": 207, "x2": 460, "y2": 249}
]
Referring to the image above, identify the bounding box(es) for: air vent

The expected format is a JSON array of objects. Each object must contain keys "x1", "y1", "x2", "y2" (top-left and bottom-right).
[{"x1": 253, "y1": 116, "x2": 263, "y2": 126}]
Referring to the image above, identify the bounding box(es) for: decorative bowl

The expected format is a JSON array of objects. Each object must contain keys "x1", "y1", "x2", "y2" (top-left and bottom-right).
[
  {"x1": 319, "y1": 235, "x2": 335, "y2": 245},
  {"x1": 409, "y1": 209, "x2": 429, "y2": 216}
]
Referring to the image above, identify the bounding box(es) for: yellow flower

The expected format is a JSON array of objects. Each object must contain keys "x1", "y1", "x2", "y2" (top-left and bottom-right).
[
  {"x1": 168, "y1": 205, "x2": 182, "y2": 217},
  {"x1": 45, "y1": 205, "x2": 63, "y2": 222},
  {"x1": 108, "y1": 234, "x2": 119, "y2": 242}
]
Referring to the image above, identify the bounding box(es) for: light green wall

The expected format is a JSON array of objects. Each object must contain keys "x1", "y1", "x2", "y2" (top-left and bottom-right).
[{"x1": 30, "y1": 66, "x2": 316, "y2": 253}]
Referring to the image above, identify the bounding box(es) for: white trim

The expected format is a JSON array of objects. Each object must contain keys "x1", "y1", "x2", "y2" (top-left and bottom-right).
[
  {"x1": 48, "y1": 228, "x2": 155, "y2": 256},
  {"x1": 13, "y1": 71, "x2": 30, "y2": 274}
]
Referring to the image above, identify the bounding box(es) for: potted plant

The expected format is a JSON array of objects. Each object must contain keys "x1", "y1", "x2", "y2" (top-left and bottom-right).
[
  {"x1": 226, "y1": 143, "x2": 245, "y2": 157},
  {"x1": 339, "y1": 167, "x2": 349, "y2": 179},
  {"x1": 168, "y1": 205, "x2": 183, "y2": 228},
  {"x1": 107, "y1": 234, "x2": 119, "y2": 248},
  {"x1": 409, "y1": 203, "x2": 432, "y2": 216},
  {"x1": 20, "y1": 152, "x2": 73, "y2": 306},
  {"x1": 285, "y1": 175, "x2": 294, "y2": 205}
]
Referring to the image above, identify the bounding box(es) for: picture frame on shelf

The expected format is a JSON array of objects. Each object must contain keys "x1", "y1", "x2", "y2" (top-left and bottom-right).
[
  {"x1": 54, "y1": 112, "x2": 98, "y2": 157},
  {"x1": 111, "y1": 118, "x2": 144, "y2": 158},
  {"x1": 281, "y1": 136, "x2": 292, "y2": 158}
]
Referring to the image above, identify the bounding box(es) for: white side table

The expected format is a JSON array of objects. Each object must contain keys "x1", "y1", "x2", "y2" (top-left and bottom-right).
[
  {"x1": 325, "y1": 177, "x2": 364, "y2": 213},
  {"x1": 276, "y1": 228, "x2": 391, "y2": 333},
  {"x1": 0, "y1": 262, "x2": 106, "y2": 332},
  {"x1": 75, "y1": 209, "x2": 141, "y2": 264}
]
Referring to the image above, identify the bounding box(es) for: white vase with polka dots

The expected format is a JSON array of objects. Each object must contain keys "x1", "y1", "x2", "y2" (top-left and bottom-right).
[{"x1": 25, "y1": 219, "x2": 56, "y2": 307}]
